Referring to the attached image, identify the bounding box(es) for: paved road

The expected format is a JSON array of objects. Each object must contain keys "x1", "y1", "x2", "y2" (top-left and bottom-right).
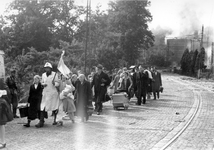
[
  {"x1": 164, "y1": 75, "x2": 214, "y2": 150},
  {"x1": 4, "y1": 73, "x2": 214, "y2": 150}
]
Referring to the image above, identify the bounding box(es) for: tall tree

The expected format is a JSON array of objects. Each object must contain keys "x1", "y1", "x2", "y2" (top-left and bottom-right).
[
  {"x1": 108, "y1": 0, "x2": 154, "y2": 66},
  {"x1": 180, "y1": 48, "x2": 191, "y2": 74},
  {"x1": 195, "y1": 47, "x2": 206, "y2": 78},
  {"x1": 190, "y1": 49, "x2": 198, "y2": 76},
  {"x1": 1, "y1": 0, "x2": 84, "y2": 57}
]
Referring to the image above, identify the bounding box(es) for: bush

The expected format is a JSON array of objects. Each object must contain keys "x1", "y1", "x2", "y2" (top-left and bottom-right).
[{"x1": 148, "y1": 54, "x2": 171, "y2": 67}]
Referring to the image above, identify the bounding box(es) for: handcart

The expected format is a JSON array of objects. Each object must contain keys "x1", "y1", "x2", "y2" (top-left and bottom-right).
[{"x1": 112, "y1": 92, "x2": 129, "y2": 110}]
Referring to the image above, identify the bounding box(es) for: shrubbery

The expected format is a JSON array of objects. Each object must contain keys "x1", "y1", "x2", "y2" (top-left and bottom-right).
[
  {"x1": 148, "y1": 53, "x2": 171, "y2": 67},
  {"x1": 180, "y1": 48, "x2": 205, "y2": 76}
]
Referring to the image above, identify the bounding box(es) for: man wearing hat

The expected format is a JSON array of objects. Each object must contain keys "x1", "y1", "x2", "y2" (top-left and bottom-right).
[
  {"x1": 36, "y1": 62, "x2": 60, "y2": 128},
  {"x1": 5, "y1": 69, "x2": 19, "y2": 118},
  {"x1": 91, "y1": 64, "x2": 111, "y2": 115}
]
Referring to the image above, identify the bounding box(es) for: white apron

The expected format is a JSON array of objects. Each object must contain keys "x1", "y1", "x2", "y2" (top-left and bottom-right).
[{"x1": 40, "y1": 71, "x2": 59, "y2": 111}]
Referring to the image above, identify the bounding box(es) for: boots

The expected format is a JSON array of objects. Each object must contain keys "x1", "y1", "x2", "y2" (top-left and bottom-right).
[
  {"x1": 153, "y1": 92, "x2": 156, "y2": 100},
  {"x1": 157, "y1": 92, "x2": 160, "y2": 99},
  {"x1": 35, "y1": 121, "x2": 44, "y2": 128},
  {"x1": 52, "y1": 110, "x2": 58, "y2": 125},
  {"x1": 23, "y1": 119, "x2": 31, "y2": 127}
]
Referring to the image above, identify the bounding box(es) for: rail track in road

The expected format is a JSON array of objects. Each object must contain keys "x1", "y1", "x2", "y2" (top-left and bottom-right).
[{"x1": 152, "y1": 77, "x2": 204, "y2": 150}]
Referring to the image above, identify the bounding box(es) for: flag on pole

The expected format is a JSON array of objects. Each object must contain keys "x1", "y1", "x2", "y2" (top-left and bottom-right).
[{"x1": 57, "y1": 50, "x2": 71, "y2": 78}]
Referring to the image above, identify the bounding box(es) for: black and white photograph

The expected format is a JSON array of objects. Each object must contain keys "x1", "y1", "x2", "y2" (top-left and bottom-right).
[{"x1": 0, "y1": 0, "x2": 214, "y2": 149}]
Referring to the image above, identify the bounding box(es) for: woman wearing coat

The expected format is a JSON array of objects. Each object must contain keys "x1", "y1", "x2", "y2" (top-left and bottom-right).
[
  {"x1": 151, "y1": 67, "x2": 162, "y2": 100},
  {"x1": 117, "y1": 72, "x2": 133, "y2": 99},
  {"x1": 23, "y1": 75, "x2": 43, "y2": 127},
  {"x1": 75, "y1": 74, "x2": 92, "y2": 122},
  {"x1": 0, "y1": 78, "x2": 13, "y2": 149},
  {"x1": 111, "y1": 69, "x2": 123, "y2": 92},
  {"x1": 35, "y1": 62, "x2": 60, "y2": 128}
]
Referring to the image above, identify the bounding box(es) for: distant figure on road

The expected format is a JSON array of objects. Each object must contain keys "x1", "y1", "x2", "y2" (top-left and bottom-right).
[
  {"x1": 23, "y1": 75, "x2": 43, "y2": 127},
  {"x1": 151, "y1": 67, "x2": 162, "y2": 100},
  {"x1": 91, "y1": 64, "x2": 111, "y2": 115},
  {"x1": 5, "y1": 69, "x2": 19, "y2": 118}
]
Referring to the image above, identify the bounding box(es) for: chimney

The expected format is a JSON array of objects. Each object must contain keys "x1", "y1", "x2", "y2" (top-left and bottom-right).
[{"x1": 194, "y1": 30, "x2": 199, "y2": 39}]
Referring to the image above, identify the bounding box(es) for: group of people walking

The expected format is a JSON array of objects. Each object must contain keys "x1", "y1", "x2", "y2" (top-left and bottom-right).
[
  {"x1": 111, "y1": 65, "x2": 162, "y2": 105},
  {"x1": 26, "y1": 62, "x2": 105, "y2": 128},
  {"x1": 0, "y1": 62, "x2": 162, "y2": 149}
]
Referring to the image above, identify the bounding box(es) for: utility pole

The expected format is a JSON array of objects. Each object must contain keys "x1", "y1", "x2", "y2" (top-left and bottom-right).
[
  {"x1": 84, "y1": 0, "x2": 91, "y2": 74},
  {"x1": 212, "y1": 42, "x2": 214, "y2": 73},
  {"x1": 200, "y1": 25, "x2": 204, "y2": 49},
  {"x1": 197, "y1": 25, "x2": 204, "y2": 78}
]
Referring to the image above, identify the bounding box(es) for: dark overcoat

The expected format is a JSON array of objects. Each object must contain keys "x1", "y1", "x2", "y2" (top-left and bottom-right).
[
  {"x1": 152, "y1": 72, "x2": 162, "y2": 92},
  {"x1": 75, "y1": 80, "x2": 92, "y2": 117},
  {"x1": 133, "y1": 72, "x2": 148, "y2": 98},
  {"x1": 141, "y1": 71, "x2": 149, "y2": 96},
  {"x1": 0, "y1": 78, "x2": 13, "y2": 125},
  {"x1": 91, "y1": 71, "x2": 111, "y2": 103},
  {"x1": 132, "y1": 72, "x2": 142, "y2": 98},
  {"x1": 27, "y1": 83, "x2": 43, "y2": 120}
]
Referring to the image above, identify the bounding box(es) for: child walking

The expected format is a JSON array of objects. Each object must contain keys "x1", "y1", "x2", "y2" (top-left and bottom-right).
[{"x1": 59, "y1": 84, "x2": 76, "y2": 124}]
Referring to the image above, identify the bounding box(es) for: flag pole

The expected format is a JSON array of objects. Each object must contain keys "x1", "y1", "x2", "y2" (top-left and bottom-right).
[{"x1": 52, "y1": 50, "x2": 65, "y2": 83}]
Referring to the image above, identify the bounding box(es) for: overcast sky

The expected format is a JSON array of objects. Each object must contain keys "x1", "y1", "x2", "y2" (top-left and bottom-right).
[{"x1": 0, "y1": 0, "x2": 214, "y2": 38}]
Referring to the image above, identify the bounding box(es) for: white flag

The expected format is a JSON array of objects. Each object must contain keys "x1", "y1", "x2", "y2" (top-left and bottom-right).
[{"x1": 57, "y1": 51, "x2": 71, "y2": 78}]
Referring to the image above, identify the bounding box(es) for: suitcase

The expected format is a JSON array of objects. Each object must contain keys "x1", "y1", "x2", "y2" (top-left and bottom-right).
[
  {"x1": 112, "y1": 92, "x2": 129, "y2": 110},
  {"x1": 18, "y1": 103, "x2": 29, "y2": 118}
]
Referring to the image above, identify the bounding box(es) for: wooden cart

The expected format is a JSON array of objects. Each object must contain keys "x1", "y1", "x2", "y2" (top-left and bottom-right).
[{"x1": 112, "y1": 92, "x2": 129, "y2": 110}]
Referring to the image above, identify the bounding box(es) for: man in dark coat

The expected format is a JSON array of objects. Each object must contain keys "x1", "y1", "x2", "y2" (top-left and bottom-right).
[
  {"x1": 152, "y1": 67, "x2": 162, "y2": 100},
  {"x1": 75, "y1": 74, "x2": 92, "y2": 122},
  {"x1": 5, "y1": 69, "x2": 19, "y2": 118},
  {"x1": 133, "y1": 65, "x2": 149, "y2": 105},
  {"x1": 133, "y1": 66, "x2": 142, "y2": 105},
  {"x1": 91, "y1": 64, "x2": 111, "y2": 115},
  {"x1": 140, "y1": 66, "x2": 149, "y2": 104}
]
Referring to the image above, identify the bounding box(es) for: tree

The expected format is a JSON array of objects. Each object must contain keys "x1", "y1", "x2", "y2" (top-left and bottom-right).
[
  {"x1": 180, "y1": 48, "x2": 191, "y2": 74},
  {"x1": 1, "y1": 0, "x2": 85, "y2": 57},
  {"x1": 4, "y1": 0, "x2": 53, "y2": 55},
  {"x1": 148, "y1": 52, "x2": 171, "y2": 67},
  {"x1": 108, "y1": 0, "x2": 154, "y2": 66},
  {"x1": 195, "y1": 47, "x2": 206, "y2": 78},
  {"x1": 190, "y1": 49, "x2": 198, "y2": 76}
]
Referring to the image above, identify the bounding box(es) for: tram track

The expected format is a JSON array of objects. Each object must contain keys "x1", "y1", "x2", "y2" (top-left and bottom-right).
[{"x1": 152, "y1": 77, "x2": 203, "y2": 150}]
